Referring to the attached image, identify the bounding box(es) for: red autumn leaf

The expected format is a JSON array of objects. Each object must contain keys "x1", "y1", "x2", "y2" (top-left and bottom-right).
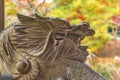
[{"x1": 112, "y1": 16, "x2": 120, "y2": 26}]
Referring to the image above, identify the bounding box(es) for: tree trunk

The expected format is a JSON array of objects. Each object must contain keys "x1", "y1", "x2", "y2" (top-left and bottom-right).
[{"x1": 0, "y1": 0, "x2": 4, "y2": 32}]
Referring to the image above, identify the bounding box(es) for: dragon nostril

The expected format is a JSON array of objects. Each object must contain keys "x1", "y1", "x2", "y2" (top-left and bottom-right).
[{"x1": 16, "y1": 60, "x2": 31, "y2": 74}]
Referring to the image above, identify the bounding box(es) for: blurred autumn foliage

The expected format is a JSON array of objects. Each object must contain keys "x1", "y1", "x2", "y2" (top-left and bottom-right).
[{"x1": 5, "y1": 0, "x2": 120, "y2": 53}]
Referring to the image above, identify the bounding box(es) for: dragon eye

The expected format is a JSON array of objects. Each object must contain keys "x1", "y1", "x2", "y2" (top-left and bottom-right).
[{"x1": 54, "y1": 33, "x2": 65, "y2": 40}]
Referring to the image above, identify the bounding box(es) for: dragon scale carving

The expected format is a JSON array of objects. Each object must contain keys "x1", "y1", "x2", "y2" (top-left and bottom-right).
[{"x1": 0, "y1": 14, "x2": 106, "y2": 80}]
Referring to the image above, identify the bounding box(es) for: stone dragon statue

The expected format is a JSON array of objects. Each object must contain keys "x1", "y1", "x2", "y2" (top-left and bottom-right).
[{"x1": 0, "y1": 14, "x2": 106, "y2": 80}]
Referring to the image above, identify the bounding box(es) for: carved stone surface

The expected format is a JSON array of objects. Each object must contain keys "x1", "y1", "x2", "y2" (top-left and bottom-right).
[{"x1": 0, "y1": 14, "x2": 106, "y2": 80}]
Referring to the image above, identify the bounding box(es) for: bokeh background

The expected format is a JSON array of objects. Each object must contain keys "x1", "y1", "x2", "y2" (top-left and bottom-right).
[{"x1": 5, "y1": 0, "x2": 120, "y2": 80}]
